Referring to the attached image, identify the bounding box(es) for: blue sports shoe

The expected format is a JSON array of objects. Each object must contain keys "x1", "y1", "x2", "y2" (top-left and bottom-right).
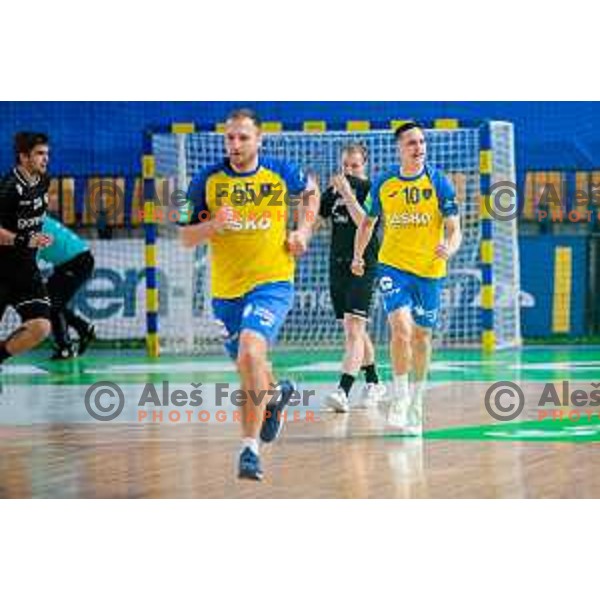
[
  {"x1": 238, "y1": 447, "x2": 263, "y2": 481},
  {"x1": 260, "y1": 380, "x2": 296, "y2": 444}
]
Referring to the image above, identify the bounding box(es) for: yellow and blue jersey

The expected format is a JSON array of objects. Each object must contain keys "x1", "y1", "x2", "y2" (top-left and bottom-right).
[
  {"x1": 186, "y1": 157, "x2": 307, "y2": 299},
  {"x1": 365, "y1": 164, "x2": 458, "y2": 279}
]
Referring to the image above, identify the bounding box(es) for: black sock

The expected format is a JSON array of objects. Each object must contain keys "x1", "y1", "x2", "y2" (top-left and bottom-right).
[
  {"x1": 65, "y1": 308, "x2": 91, "y2": 337},
  {"x1": 361, "y1": 364, "x2": 379, "y2": 384},
  {"x1": 0, "y1": 343, "x2": 12, "y2": 364},
  {"x1": 51, "y1": 310, "x2": 71, "y2": 349},
  {"x1": 339, "y1": 373, "x2": 355, "y2": 397}
]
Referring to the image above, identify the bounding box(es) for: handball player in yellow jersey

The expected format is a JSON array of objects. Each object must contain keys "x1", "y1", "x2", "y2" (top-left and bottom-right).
[
  {"x1": 353, "y1": 123, "x2": 462, "y2": 434},
  {"x1": 180, "y1": 109, "x2": 319, "y2": 480}
]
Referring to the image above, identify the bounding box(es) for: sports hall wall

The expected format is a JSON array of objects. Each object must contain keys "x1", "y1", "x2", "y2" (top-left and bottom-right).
[
  {"x1": 0, "y1": 101, "x2": 598, "y2": 340},
  {"x1": 1, "y1": 101, "x2": 600, "y2": 175}
]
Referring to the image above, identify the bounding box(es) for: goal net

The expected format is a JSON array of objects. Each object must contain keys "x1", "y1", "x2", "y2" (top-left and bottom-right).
[{"x1": 149, "y1": 122, "x2": 521, "y2": 354}]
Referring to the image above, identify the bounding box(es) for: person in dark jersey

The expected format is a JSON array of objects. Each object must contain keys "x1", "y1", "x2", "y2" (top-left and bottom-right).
[
  {"x1": 0, "y1": 132, "x2": 53, "y2": 365},
  {"x1": 320, "y1": 143, "x2": 385, "y2": 413}
]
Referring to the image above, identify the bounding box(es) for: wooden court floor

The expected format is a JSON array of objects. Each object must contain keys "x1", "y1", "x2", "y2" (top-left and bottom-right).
[{"x1": 1, "y1": 373, "x2": 600, "y2": 498}]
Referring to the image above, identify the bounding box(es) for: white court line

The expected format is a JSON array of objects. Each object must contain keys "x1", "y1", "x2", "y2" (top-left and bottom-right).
[
  {"x1": 85, "y1": 361, "x2": 237, "y2": 374},
  {"x1": 0, "y1": 365, "x2": 48, "y2": 375},
  {"x1": 288, "y1": 360, "x2": 505, "y2": 373},
  {"x1": 485, "y1": 426, "x2": 600, "y2": 439},
  {"x1": 510, "y1": 362, "x2": 600, "y2": 371}
]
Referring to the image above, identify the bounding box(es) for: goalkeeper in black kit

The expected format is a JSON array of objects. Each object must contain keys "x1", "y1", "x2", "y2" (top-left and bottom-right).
[{"x1": 0, "y1": 133, "x2": 54, "y2": 364}]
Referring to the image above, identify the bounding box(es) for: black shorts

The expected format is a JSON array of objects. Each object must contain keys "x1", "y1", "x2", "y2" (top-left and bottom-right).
[
  {"x1": 329, "y1": 259, "x2": 377, "y2": 321},
  {"x1": 0, "y1": 263, "x2": 51, "y2": 322},
  {"x1": 46, "y1": 251, "x2": 95, "y2": 310}
]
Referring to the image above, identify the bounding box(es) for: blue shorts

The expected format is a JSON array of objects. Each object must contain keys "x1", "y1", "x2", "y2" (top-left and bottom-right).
[
  {"x1": 377, "y1": 264, "x2": 443, "y2": 329},
  {"x1": 212, "y1": 281, "x2": 294, "y2": 360}
]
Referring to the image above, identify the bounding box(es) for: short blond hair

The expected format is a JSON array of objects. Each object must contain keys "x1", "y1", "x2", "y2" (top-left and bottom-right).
[
  {"x1": 341, "y1": 143, "x2": 368, "y2": 163},
  {"x1": 226, "y1": 108, "x2": 262, "y2": 128}
]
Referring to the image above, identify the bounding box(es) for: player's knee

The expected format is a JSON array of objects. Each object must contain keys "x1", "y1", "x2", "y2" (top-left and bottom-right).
[
  {"x1": 345, "y1": 333, "x2": 361, "y2": 349},
  {"x1": 237, "y1": 350, "x2": 264, "y2": 374},
  {"x1": 27, "y1": 318, "x2": 52, "y2": 342},
  {"x1": 236, "y1": 340, "x2": 267, "y2": 372},
  {"x1": 390, "y1": 320, "x2": 412, "y2": 345},
  {"x1": 413, "y1": 327, "x2": 432, "y2": 347},
  {"x1": 344, "y1": 320, "x2": 364, "y2": 345}
]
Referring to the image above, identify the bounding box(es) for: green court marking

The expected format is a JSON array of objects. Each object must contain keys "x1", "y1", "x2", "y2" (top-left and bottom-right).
[
  {"x1": 410, "y1": 415, "x2": 600, "y2": 443},
  {"x1": 1, "y1": 346, "x2": 599, "y2": 386}
]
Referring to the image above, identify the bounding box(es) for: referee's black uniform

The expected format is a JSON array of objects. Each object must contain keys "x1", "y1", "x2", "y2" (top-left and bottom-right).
[
  {"x1": 320, "y1": 174, "x2": 380, "y2": 320},
  {"x1": 0, "y1": 168, "x2": 51, "y2": 323}
]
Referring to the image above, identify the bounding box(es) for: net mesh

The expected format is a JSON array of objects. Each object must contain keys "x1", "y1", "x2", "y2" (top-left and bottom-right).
[
  {"x1": 151, "y1": 124, "x2": 521, "y2": 354},
  {"x1": 490, "y1": 121, "x2": 522, "y2": 347}
]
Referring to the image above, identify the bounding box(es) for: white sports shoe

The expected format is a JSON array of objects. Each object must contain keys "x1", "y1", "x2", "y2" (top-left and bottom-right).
[
  {"x1": 403, "y1": 396, "x2": 423, "y2": 436},
  {"x1": 324, "y1": 389, "x2": 350, "y2": 413},
  {"x1": 355, "y1": 383, "x2": 387, "y2": 409},
  {"x1": 387, "y1": 396, "x2": 409, "y2": 428}
]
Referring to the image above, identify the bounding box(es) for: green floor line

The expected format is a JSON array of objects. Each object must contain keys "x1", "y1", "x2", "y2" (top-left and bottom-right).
[{"x1": 1, "y1": 346, "x2": 599, "y2": 386}]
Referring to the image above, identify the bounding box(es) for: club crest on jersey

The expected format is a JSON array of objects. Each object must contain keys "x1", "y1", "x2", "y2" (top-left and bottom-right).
[{"x1": 379, "y1": 276, "x2": 394, "y2": 292}]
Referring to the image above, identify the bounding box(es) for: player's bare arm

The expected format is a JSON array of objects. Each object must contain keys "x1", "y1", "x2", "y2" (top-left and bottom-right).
[
  {"x1": 331, "y1": 174, "x2": 366, "y2": 227},
  {"x1": 351, "y1": 216, "x2": 376, "y2": 276},
  {"x1": 435, "y1": 215, "x2": 462, "y2": 260},
  {"x1": 287, "y1": 173, "x2": 320, "y2": 257},
  {"x1": 180, "y1": 206, "x2": 236, "y2": 248},
  {"x1": 0, "y1": 227, "x2": 15, "y2": 245}
]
